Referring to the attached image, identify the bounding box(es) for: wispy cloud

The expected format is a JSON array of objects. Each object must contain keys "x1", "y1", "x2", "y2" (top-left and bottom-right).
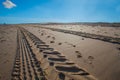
[{"x1": 3, "y1": 0, "x2": 16, "y2": 9}]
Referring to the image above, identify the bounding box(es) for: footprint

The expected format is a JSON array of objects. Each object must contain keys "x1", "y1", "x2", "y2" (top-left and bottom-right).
[
  {"x1": 64, "y1": 42, "x2": 76, "y2": 47},
  {"x1": 77, "y1": 54, "x2": 82, "y2": 58},
  {"x1": 41, "y1": 33, "x2": 44, "y2": 36},
  {"x1": 75, "y1": 51, "x2": 79, "y2": 53},
  {"x1": 117, "y1": 47, "x2": 120, "y2": 51},
  {"x1": 82, "y1": 38, "x2": 84, "y2": 40},
  {"x1": 52, "y1": 37, "x2": 55, "y2": 40},
  {"x1": 50, "y1": 41, "x2": 55, "y2": 43},
  {"x1": 88, "y1": 56, "x2": 94, "y2": 64},
  {"x1": 88, "y1": 56, "x2": 94, "y2": 60},
  {"x1": 0, "y1": 39, "x2": 6, "y2": 43},
  {"x1": 47, "y1": 36, "x2": 50, "y2": 38},
  {"x1": 75, "y1": 51, "x2": 82, "y2": 58},
  {"x1": 58, "y1": 42, "x2": 62, "y2": 45},
  {"x1": 73, "y1": 45, "x2": 76, "y2": 47}
]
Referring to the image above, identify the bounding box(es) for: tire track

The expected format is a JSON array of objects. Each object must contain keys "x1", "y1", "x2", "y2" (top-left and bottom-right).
[
  {"x1": 11, "y1": 27, "x2": 97, "y2": 80},
  {"x1": 11, "y1": 28, "x2": 46, "y2": 80},
  {"x1": 40, "y1": 27, "x2": 120, "y2": 44}
]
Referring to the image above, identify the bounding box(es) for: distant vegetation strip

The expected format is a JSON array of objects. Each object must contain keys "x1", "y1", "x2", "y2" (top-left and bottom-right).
[
  {"x1": 40, "y1": 27, "x2": 120, "y2": 44},
  {"x1": 38, "y1": 23, "x2": 120, "y2": 27}
]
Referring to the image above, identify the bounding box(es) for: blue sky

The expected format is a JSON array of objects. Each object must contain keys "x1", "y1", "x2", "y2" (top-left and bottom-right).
[{"x1": 0, "y1": 0, "x2": 120, "y2": 24}]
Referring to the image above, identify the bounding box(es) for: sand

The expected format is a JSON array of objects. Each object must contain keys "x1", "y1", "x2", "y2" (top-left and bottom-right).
[
  {"x1": 40, "y1": 24, "x2": 120, "y2": 38},
  {"x1": 0, "y1": 24, "x2": 120, "y2": 80},
  {"x1": 23, "y1": 24, "x2": 120, "y2": 80},
  {"x1": 0, "y1": 25, "x2": 17, "y2": 80}
]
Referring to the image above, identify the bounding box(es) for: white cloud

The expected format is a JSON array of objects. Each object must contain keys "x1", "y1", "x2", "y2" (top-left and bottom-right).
[{"x1": 3, "y1": 0, "x2": 16, "y2": 9}]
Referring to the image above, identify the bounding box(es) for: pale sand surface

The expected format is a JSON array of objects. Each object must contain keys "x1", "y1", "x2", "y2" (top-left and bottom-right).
[
  {"x1": 0, "y1": 25, "x2": 17, "y2": 80},
  {"x1": 0, "y1": 24, "x2": 120, "y2": 80},
  {"x1": 40, "y1": 24, "x2": 120, "y2": 38},
  {"x1": 23, "y1": 25, "x2": 120, "y2": 80},
  {"x1": 19, "y1": 27, "x2": 96, "y2": 80}
]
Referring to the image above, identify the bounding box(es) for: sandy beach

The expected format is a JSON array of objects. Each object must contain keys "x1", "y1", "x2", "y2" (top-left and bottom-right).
[
  {"x1": 0, "y1": 24, "x2": 120, "y2": 80},
  {"x1": 0, "y1": 25, "x2": 17, "y2": 80}
]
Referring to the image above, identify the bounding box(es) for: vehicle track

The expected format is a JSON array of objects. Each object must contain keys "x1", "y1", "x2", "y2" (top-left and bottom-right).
[
  {"x1": 11, "y1": 29, "x2": 46, "y2": 80},
  {"x1": 39, "y1": 27, "x2": 120, "y2": 44},
  {"x1": 11, "y1": 27, "x2": 97, "y2": 80}
]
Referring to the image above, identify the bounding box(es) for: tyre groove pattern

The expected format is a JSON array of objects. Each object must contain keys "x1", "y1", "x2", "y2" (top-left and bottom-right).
[
  {"x1": 11, "y1": 27, "x2": 97, "y2": 80},
  {"x1": 40, "y1": 27, "x2": 120, "y2": 44},
  {"x1": 11, "y1": 29, "x2": 46, "y2": 80}
]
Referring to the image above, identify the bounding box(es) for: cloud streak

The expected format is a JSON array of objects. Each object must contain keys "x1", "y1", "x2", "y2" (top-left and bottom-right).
[{"x1": 3, "y1": 0, "x2": 16, "y2": 9}]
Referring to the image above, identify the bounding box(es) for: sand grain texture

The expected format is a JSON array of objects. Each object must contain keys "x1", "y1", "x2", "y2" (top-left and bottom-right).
[
  {"x1": 0, "y1": 25, "x2": 17, "y2": 80},
  {"x1": 0, "y1": 24, "x2": 120, "y2": 80},
  {"x1": 23, "y1": 24, "x2": 120, "y2": 80}
]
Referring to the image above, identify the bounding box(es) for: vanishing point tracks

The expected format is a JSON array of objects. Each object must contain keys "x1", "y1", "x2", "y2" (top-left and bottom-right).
[{"x1": 11, "y1": 27, "x2": 97, "y2": 80}]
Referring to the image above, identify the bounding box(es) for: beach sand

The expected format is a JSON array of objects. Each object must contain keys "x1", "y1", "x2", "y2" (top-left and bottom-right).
[
  {"x1": 0, "y1": 24, "x2": 120, "y2": 80},
  {"x1": 0, "y1": 25, "x2": 17, "y2": 80}
]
